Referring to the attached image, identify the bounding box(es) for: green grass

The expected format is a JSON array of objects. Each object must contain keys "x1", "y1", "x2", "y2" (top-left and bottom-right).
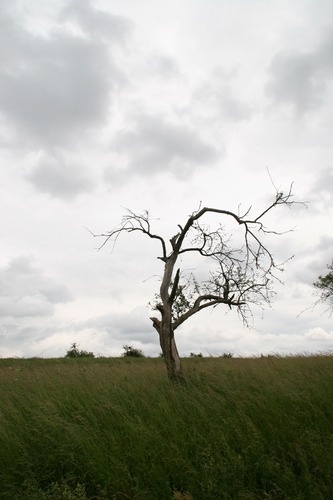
[{"x1": 0, "y1": 355, "x2": 332, "y2": 499}]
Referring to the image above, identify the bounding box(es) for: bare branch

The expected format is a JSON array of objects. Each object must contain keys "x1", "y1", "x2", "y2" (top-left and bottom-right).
[
  {"x1": 90, "y1": 209, "x2": 168, "y2": 261},
  {"x1": 173, "y1": 293, "x2": 245, "y2": 330}
]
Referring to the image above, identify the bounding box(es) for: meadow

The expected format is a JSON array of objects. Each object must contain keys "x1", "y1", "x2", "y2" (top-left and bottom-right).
[{"x1": 0, "y1": 354, "x2": 332, "y2": 499}]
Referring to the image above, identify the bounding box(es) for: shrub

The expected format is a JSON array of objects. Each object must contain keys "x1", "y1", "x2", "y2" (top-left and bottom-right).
[
  {"x1": 122, "y1": 345, "x2": 145, "y2": 358},
  {"x1": 65, "y1": 343, "x2": 95, "y2": 358}
]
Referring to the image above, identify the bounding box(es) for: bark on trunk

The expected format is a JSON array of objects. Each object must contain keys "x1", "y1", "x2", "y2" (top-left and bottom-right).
[
  {"x1": 150, "y1": 316, "x2": 183, "y2": 381},
  {"x1": 150, "y1": 256, "x2": 184, "y2": 380}
]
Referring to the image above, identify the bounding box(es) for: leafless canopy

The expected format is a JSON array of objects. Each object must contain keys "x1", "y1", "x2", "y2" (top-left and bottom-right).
[{"x1": 92, "y1": 185, "x2": 300, "y2": 328}]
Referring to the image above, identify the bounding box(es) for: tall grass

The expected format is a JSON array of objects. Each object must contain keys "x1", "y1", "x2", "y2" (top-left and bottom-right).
[{"x1": 0, "y1": 355, "x2": 332, "y2": 499}]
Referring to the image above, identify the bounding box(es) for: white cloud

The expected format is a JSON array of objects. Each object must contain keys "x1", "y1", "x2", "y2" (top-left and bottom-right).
[
  {"x1": 305, "y1": 327, "x2": 333, "y2": 342},
  {"x1": 60, "y1": 0, "x2": 133, "y2": 43}
]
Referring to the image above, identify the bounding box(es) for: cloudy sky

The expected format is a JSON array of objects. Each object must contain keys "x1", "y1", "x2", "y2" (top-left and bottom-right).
[{"x1": 1, "y1": 0, "x2": 333, "y2": 358}]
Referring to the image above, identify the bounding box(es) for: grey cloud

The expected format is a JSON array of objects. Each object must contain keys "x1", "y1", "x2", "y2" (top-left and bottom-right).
[
  {"x1": 0, "y1": 3, "x2": 126, "y2": 148},
  {"x1": 0, "y1": 256, "x2": 73, "y2": 318},
  {"x1": 107, "y1": 114, "x2": 219, "y2": 181},
  {"x1": 0, "y1": 4, "x2": 26, "y2": 68},
  {"x1": 303, "y1": 166, "x2": 333, "y2": 213},
  {"x1": 265, "y1": 30, "x2": 333, "y2": 114},
  {"x1": 0, "y1": 323, "x2": 70, "y2": 357},
  {"x1": 0, "y1": 296, "x2": 54, "y2": 318},
  {"x1": 310, "y1": 237, "x2": 333, "y2": 279},
  {"x1": 79, "y1": 308, "x2": 154, "y2": 344},
  {"x1": 266, "y1": 53, "x2": 322, "y2": 113},
  {"x1": 293, "y1": 236, "x2": 333, "y2": 286},
  {"x1": 60, "y1": 0, "x2": 133, "y2": 43},
  {"x1": 315, "y1": 236, "x2": 333, "y2": 255},
  {"x1": 26, "y1": 150, "x2": 94, "y2": 200},
  {"x1": 147, "y1": 54, "x2": 181, "y2": 79},
  {"x1": 312, "y1": 166, "x2": 333, "y2": 200},
  {"x1": 193, "y1": 69, "x2": 253, "y2": 123}
]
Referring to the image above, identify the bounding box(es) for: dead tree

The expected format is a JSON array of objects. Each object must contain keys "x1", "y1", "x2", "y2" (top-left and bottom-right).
[{"x1": 92, "y1": 186, "x2": 300, "y2": 380}]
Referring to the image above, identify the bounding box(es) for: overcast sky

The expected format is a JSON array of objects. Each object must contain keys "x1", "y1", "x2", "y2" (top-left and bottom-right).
[{"x1": 1, "y1": 0, "x2": 333, "y2": 358}]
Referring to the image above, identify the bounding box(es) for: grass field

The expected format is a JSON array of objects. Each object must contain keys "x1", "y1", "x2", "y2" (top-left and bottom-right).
[{"x1": 0, "y1": 355, "x2": 332, "y2": 499}]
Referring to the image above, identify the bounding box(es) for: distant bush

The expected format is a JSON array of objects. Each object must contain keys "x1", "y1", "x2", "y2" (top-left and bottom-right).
[
  {"x1": 65, "y1": 343, "x2": 95, "y2": 358},
  {"x1": 190, "y1": 352, "x2": 203, "y2": 358},
  {"x1": 122, "y1": 345, "x2": 145, "y2": 358},
  {"x1": 220, "y1": 352, "x2": 233, "y2": 358}
]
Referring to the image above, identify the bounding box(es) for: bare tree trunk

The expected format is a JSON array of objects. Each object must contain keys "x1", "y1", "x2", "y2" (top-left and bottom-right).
[
  {"x1": 148, "y1": 256, "x2": 184, "y2": 380},
  {"x1": 162, "y1": 326, "x2": 183, "y2": 381},
  {"x1": 150, "y1": 314, "x2": 183, "y2": 381}
]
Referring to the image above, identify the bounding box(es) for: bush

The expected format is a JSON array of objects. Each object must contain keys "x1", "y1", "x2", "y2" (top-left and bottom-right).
[
  {"x1": 65, "y1": 343, "x2": 95, "y2": 359},
  {"x1": 122, "y1": 345, "x2": 145, "y2": 358}
]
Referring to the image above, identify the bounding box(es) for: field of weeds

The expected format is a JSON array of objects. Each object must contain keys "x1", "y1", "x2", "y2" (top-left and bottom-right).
[{"x1": 0, "y1": 355, "x2": 332, "y2": 499}]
